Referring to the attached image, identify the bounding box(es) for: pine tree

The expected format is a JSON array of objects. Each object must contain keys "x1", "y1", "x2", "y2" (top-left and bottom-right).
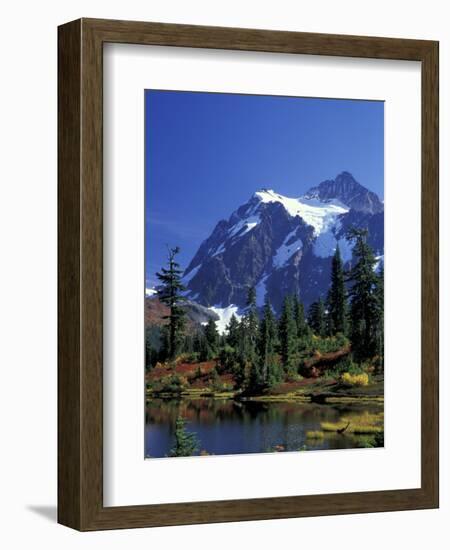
[
  {"x1": 210, "y1": 366, "x2": 221, "y2": 390},
  {"x1": 237, "y1": 315, "x2": 253, "y2": 387},
  {"x1": 156, "y1": 247, "x2": 186, "y2": 359},
  {"x1": 145, "y1": 329, "x2": 152, "y2": 368},
  {"x1": 226, "y1": 314, "x2": 240, "y2": 348},
  {"x1": 293, "y1": 294, "x2": 308, "y2": 338},
  {"x1": 308, "y1": 297, "x2": 326, "y2": 337},
  {"x1": 374, "y1": 265, "x2": 384, "y2": 371},
  {"x1": 204, "y1": 318, "x2": 219, "y2": 358},
  {"x1": 193, "y1": 329, "x2": 209, "y2": 362},
  {"x1": 243, "y1": 286, "x2": 260, "y2": 389},
  {"x1": 244, "y1": 286, "x2": 259, "y2": 361},
  {"x1": 169, "y1": 416, "x2": 199, "y2": 457},
  {"x1": 279, "y1": 295, "x2": 297, "y2": 376},
  {"x1": 196, "y1": 331, "x2": 209, "y2": 362},
  {"x1": 182, "y1": 333, "x2": 194, "y2": 354},
  {"x1": 327, "y1": 245, "x2": 347, "y2": 335},
  {"x1": 145, "y1": 325, "x2": 161, "y2": 368},
  {"x1": 258, "y1": 299, "x2": 280, "y2": 385},
  {"x1": 346, "y1": 228, "x2": 379, "y2": 362}
]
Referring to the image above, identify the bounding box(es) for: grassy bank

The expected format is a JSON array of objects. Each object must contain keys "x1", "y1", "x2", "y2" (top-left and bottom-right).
[
  {"x1": 146, "y1": 372, "x2": 384, "y2": 404},
  {"x1": 145, "y1": 353, "x2": 384, "y2": 404}
]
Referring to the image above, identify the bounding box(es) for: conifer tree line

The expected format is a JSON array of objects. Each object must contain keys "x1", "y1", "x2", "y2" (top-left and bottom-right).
[{"x1": 151, "y1": 228, "x2": 384, "y2": 390}]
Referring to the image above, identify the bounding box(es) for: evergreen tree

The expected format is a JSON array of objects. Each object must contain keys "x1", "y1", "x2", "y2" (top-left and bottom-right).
[
  {"x1": 346, "y1": 228, "x2": 379, "y2": 362},
  {"x1": 182, "y1": 333, "x2": 194, "y2": 354},
  {"x1": 243, "y1": 286, "x2": 259, "y2": 361},
  {"x1": 156, "y1": 246, "x2": 186, "y2": 359},
  {"x1": 204, "y1": 318, "x2": 219, "y2": 358},
  {"x1": 327, "y1": 245, "x2": 347, "y2": 335},
  {"x1": 219, "y1": 333, "x2": 227, "y2": 349},
  {"x1": 193, "y1": 330, "x2": 209, "y2": 362},
  {"x1": 374, "y1": 265, "x2": 384, "y2": 371},
  {"x1": 226, "y1": 314, "x2": 240, "y2": 348},
  {"x1": 145, "y1": 325, "x2": 161, "y2": 368},
  {"x1": 231, "y1": 317, "x2": 249, "y2": 387},
  {"x1": 258, "y1": 299, "x2": 280, "y2": 386},
  {"x1": 210, "y1": 366, "x2": 221, "y2": 390},
  {"x1": 243, "y1": 286, "x2": 260, "y2": 389},
  {"x1": 198, "y1": 332, "x2": 209, "y2": 362},
  {"x1": 293, "y1": 294, "x2": 308, "y2": 338},
  {"x1": 308, "y1": 297, "x2": 326, "y2": 337},
  {"x1": 279, "y1": 295, "x2": 297, "y2": 376},
  {"x1": 169, "y1": 416, "x2": 199, "y2": 457},
  {"x1": 223, "y1": 316, "x2": 243, "y2": 386},
  {"x1": 145, "y1": 329, "x2": 152, "y2": 368}
]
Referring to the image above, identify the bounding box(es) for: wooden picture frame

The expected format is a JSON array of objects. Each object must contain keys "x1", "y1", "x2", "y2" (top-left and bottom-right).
[{"x1": 58, "y1": 18, "x2": 439, "y2": 531}]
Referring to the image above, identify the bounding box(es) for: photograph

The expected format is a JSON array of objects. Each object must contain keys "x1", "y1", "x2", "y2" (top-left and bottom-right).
[
  {"x1": 144, "y1": 89, "x2": 385, "y2": 458},
  {"x1": 0, "y1": 1, "x2": 441, "y2": 541}
]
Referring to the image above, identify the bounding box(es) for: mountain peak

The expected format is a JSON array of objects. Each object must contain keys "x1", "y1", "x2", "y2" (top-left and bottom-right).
[
  {"x1": 253, "y1": 188, "x2": 281, "y2": 201},
  {"x1": 304, "y1": 172, "x2": 383, "y2": 214},
  {"x1": 249, "y1": 188, "x2": 348, "y2": 234},
  {"x1": 182, "y1": 171, "x2": 384, "y2": 312}
]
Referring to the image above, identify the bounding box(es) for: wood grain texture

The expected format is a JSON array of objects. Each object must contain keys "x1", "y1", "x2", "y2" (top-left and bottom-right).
[
  {"x1": 58, "y1": 18, "x2": 439, "y2": 531},
  {"x1": 420, "y1": 41, "x2": 439, "y2": 505},
  {"x1": 57, "y1": 19, "x2": 82, "y2": 530}
]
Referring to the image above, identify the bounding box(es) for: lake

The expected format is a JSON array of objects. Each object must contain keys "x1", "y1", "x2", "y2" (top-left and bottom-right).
[{"x1": 145, "y1": 397, "x2": 384, "y2": 458}]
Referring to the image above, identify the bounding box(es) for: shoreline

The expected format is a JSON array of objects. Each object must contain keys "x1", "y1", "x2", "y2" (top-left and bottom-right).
[{"x1": 146, "y1": 388, "x2": 384, "y2": 405}]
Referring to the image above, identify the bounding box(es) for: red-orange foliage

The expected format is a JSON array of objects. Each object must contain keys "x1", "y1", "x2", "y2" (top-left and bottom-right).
[{"x1": 147, "y1": 360, "x2": 237, "y2": 389}]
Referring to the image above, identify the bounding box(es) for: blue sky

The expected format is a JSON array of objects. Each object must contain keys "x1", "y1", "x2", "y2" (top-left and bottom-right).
[{"x1": 145, "y1": 90, "x2": 384, "y2": 286}]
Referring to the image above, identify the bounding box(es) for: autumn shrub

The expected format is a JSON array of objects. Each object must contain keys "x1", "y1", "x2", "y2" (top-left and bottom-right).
[
  {"x1": 288, "y1": 372, "x2": 304, "y2": 382},
  {"x1": 194, "y1": 365, "x2": 203, "y2": 379},
  {"x1": 323, "y1": 355, "x2": 359, "y2": 379},
  {"x1": 177, "y1": 352, "x2": 200, "y2": 364},
  {"x1": 340, "y1": 371, "x2": 369, "y2": 387},
  {"x1": 313, "y1": 334, "x2": 350, "y2": 355},
  {"x1": 214, "y1": 382, "x2": 234, "y2": 393},
  {"x1": 153, "y1": 374, "x2": 187, "y2": 394},
  {"x1": 206, "y1": 366, "x2": 233, "y2": 393}
]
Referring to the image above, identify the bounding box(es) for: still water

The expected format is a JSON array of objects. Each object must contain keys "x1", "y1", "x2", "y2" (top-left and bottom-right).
[{"x1": 145, "y1": 398, "x2": 383, "y2": 458}]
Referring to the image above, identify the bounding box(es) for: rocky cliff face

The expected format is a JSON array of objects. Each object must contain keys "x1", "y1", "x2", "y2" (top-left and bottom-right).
[
  {"x1": 304, "y1": 171, "x2": 384, "y2": 215},
  {"x1": 182, "y1": 172, "x2": 384, "y2": 312}
]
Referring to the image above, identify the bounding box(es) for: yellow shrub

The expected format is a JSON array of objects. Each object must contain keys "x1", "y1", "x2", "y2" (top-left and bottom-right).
[{"x1": 341, "y1": 372, "x2": 369, "y2": 387}]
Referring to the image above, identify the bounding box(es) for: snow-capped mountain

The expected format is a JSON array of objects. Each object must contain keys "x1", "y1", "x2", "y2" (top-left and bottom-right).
[
  {"x1": 183, "y1": 171, "x2": 383, "y2": 313},
  {"x1": 304, "y1": 171, "x2": 384, "y2": 215}
]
